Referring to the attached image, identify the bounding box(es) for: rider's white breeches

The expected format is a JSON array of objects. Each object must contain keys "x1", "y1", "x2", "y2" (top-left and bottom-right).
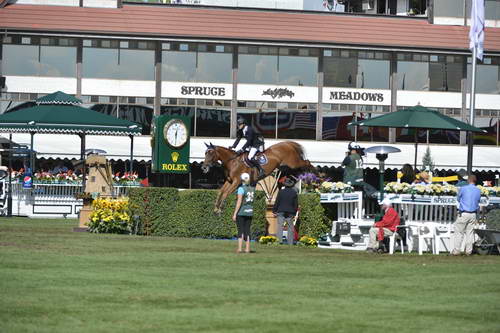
[{"x1": 248, "y1": 146, "x2": 263, "y2": 159}]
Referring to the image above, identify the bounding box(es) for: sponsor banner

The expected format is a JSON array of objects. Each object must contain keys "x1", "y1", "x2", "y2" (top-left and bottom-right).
[
  {"x1": 237, "y1": 84, "x2": 318, "y2": 103},
  {"x1": 323, "y1": 87, "x2": 391, "y2": 106},
  {"x1": 161, "y1": 81, "x2": 233, "y2": 100}
]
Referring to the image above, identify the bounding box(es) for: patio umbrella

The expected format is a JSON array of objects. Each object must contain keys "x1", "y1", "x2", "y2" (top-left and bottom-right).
[{"x1": 348, "y1": 105, "x2": 486, "y2": 170}]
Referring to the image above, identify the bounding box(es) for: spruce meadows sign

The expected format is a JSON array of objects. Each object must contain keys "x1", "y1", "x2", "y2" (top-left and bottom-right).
[{"x1": 162, "y1": 82, "x2": 232, "y2": 100}]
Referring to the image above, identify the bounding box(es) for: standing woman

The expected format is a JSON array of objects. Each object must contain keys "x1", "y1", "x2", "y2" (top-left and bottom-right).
[{"x1": 232, "y1": 173, "x2": 255, "y2": 253}]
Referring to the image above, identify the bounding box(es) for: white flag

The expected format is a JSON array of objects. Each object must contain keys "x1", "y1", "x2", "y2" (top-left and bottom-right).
[{"x1": 469, "y1": 0, "x2": 485, "y2": 60}]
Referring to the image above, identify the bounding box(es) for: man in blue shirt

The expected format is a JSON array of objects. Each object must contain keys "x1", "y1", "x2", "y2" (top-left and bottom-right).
[{"x1": 452, "y1": 174, "x2": 481, "y2": 256}]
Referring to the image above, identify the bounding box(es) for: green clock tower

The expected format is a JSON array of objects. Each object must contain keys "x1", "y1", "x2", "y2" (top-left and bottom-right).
[{"x1": 152, "y1": 115, "x2": 191, "y2": 174}]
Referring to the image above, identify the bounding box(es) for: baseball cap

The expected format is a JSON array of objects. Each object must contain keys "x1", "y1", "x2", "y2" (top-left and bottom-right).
[
  {"x1": 380, "y1": 198, "x2": 392, "y2": 207},
  {"x1": 241, "y1": 173, "x2": 250, "y2": 181}
]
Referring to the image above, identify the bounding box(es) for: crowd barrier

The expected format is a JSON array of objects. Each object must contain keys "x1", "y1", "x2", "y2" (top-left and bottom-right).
[{"x1": 5, "y1": 182, "x2": 137, "y2": 218}]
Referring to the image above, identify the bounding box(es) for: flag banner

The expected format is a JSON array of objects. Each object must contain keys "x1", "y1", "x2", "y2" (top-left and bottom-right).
[{"x1": 469, "y1": 0, "x2": 485, "y2": 60}]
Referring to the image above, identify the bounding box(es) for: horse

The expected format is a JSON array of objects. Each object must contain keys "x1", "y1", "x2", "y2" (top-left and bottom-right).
[{"x1": 201, "y1": 141, "x2": 314, "y2": 214}]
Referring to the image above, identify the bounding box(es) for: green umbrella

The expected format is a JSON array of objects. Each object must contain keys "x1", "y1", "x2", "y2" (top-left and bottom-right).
[
  {"x1": 0, "y1": 91, "x2": 142, "y2": 180},
  {"x1": 36, "y1": 91, "x2": 83, "y2": 105},
  {"x1": 348, "y1": 105, "x2": 485, "y2": 169}
]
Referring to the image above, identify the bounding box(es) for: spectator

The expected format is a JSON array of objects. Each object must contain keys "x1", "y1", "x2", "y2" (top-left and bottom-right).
[
  {"x1": 456, "y1": 169, "x2": 468, "y2": 187},
  {"x1": 413, "y1": 171, "x2": 430, "y2": 185},
  {"x1": 273, "y1": 177, "x2": 298, "y2": 245},
  {"x1": 51, "y1": 161, "x2": 68, "y2": 174},
  {"x1": 451, "y1": 174, "x2": 481, "y2": 256},
  {"x1": 366, "y1": 198, "x2": 400, "y2": 253},
  {"x1": 400, "y1": 163, "x2": 416, "y2": 184},
  {"x1": 232, "y1": 172, "x2": 255, "y2": 253}
]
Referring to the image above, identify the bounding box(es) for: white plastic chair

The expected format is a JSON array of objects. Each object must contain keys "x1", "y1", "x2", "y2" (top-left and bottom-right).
[
  {"x1": 435, "y1": 223, "x2": 454, "y2": 254},
  {"x1": 417, "y1": 223, "x2": 439, "y2": 255},
  {"x1": 388, "y1": 225, "x2": 407, "y2": 254}
]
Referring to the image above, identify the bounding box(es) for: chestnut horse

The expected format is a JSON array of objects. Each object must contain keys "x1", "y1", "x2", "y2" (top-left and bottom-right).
[{"x1": 202, "y1": 141, "x2": 313, "y2": 213}]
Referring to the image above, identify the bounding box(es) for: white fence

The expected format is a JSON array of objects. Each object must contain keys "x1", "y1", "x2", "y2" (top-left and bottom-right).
[
  {"x1": 7, "y1": 182, "x2": 138, "y2": 218},
  {"x1": 319, "y1": 192, "x2": 500, "y2": 253}
]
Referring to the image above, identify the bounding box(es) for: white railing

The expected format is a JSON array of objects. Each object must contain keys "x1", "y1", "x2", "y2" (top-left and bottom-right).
[{"x1": 7, "y1": 182, "x2": 140, "y2": 218}]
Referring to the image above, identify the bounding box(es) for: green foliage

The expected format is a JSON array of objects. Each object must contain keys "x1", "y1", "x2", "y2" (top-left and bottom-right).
[
  {"x1": 129, "y1": 188, "x2": 267, "y2": 239},
  {"x1": 129, "y1": 188, "x2": 330, "y2": 240},
  {"x1": 485, "y1": 208, "x2": 500, "y2": 230},
  {"x1": 128, "y1": 187, "x2": 179, "y2": 235},
  {"x1": 422, "y1": 146, "x2": 435, "y2": 171},
  {"x1": 297, "y1": 193, "x2": 331, "y2": 238}
]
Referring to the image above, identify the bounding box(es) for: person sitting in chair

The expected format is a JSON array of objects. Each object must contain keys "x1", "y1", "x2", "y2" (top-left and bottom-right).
[
  {"x1": 229, "y1": 118, "x2": 265, "y2": 178},
  {"x1": 367, "y1": 198, "x2": 400, "y2": 253}
]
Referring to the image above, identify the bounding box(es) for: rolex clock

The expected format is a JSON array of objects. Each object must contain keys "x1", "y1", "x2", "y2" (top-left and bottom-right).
[
  {"x1": 152, "y1": 115, "x2": 191, "y2": 174},
  {"x1": 163, "y1": 118, "x2": 188, "y2": 148}
]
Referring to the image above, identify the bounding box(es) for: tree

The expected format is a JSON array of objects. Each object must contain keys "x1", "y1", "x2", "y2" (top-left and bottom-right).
[{"x1": 422, "y1": 146, "x2": 435, "y2": 171}]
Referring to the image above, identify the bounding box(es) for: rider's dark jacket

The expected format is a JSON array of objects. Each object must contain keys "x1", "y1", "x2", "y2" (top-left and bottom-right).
[{"x1": 232, "y1": 126, "x2": 263, "y2": 150}]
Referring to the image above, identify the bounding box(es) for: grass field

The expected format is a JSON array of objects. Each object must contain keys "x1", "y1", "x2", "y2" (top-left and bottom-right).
[{"x1": 1, "y1": 218, "x2": 499, "y2": 333}]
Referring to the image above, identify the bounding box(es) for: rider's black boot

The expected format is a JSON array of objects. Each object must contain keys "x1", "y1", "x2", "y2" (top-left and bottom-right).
[{"x1": 252, "y1": 160, "x2": 265, "y2": 179}]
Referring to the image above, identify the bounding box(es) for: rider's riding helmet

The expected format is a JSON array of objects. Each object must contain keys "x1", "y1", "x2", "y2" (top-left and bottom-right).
[{"x1": 237, "y1": 118, "x2": 246, "y2": 126}]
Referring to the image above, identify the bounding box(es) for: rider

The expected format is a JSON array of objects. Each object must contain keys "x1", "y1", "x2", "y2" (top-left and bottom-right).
[{"x1": 229, "y1": 118, "x2": 265, "y2": 178}]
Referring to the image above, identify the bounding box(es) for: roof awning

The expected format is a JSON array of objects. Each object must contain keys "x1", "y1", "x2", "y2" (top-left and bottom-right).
[{"x1": 8, "y1": 134, "x2": 500, "y2": 172}]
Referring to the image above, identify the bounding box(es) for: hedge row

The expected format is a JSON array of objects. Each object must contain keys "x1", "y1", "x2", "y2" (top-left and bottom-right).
[{"x1": 128, "y1": 188, "x2": 331, "y2": 239}]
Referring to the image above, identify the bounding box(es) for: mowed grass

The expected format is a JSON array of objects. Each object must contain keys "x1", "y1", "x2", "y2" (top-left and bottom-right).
[{"x1": 1, "y1": 218, "x2": 500, "y2": 333}]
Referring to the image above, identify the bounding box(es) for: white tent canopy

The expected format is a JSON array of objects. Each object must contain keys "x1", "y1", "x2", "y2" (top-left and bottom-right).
[{"x1": 6, "y1": 134, "x2": 500, "y2": 172}]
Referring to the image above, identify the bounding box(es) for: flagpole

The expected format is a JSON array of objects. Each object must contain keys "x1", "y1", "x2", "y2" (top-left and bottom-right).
[{"x1": 467, "y1": 46, "x2": 477, "y2": 174}]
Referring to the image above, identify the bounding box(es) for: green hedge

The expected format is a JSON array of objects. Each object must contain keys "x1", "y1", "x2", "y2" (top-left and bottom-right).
[
  {"x1": 128, "y1": 188, "x2": 330, "y2": 239},
  {"x1": 297, "y1": 194, "x2": 331, "y2": 238}
]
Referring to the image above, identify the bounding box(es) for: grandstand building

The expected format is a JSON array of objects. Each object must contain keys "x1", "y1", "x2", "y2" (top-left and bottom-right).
[{"x1": 0, "y1": 0, "x2": 499, "y2": 172}]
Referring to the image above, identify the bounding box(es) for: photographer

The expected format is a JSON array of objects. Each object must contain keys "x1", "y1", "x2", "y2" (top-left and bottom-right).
[
  {"x1": 342, "y1": 142, "x2": 364, "y2": 185},
  {"x1": 342, "y1": 142, "x2": 378, "y2": 198}
]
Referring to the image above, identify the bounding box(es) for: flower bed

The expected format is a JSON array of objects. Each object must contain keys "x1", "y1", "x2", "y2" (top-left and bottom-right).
[
  {"x1": 10, "y1": 170, "x2": 141, "y2": 186},
  {"x1": 298, "y1": 173, "x2": 353, "y2": 194},
  {"x1": 87, "y1": 197, "x2": 132, "y2": 234},
  {"x1": 384, "y1": 182, "x2": 500, "y2": 197}
]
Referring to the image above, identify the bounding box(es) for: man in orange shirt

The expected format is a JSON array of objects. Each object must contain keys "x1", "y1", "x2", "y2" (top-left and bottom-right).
[{"x1": 366, "y1": 198, "x2": 400, "y2": 253}]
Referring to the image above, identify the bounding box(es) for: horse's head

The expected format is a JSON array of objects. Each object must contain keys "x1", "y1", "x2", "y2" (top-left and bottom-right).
[{"x1": 201, "y1": 142, "x2": 218, "y2": 174}]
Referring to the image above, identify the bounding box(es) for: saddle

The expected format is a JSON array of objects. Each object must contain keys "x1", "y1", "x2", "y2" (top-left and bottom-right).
[{"x1": 241, "y1": 152, "x2": 268, "y2": 167}]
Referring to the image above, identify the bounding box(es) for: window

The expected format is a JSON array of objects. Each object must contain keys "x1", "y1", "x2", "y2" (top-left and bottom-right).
[
  {"x1": 237, "y1": 108, "x2": 277, "y2": 139},
  {"x1": 278, "y1": 49, "x2": 318, "y2": 86},
  {"x1": 161, "y1": 43, "x2": 232, "y2": 83},
  {"x1": 82, "y1": 39, "x2": 155, "y2": 80},
  {"x1": 324, "y1": 50, "x2": 390, "y2": 89},
  {"x1": 434, "y1": 0, "x2": 464, "y2": 18},
  {"x1": 467, "y1": 57, "x2": 500, "y2": 94},
  {"x1": 238, "y1": 54, "x2": 278, "y2": 84},
  {"x1": 277, "y1": 110, "x2": 317, "y2": 139},
  {"x1": 3, "y1": 37, "x2": 76, "y2": 77},
  {"x1": 322, "y1": 110, "x2": 356, "y2": 141},
  {"x1": 397, "y1": 53, "x2": 463, "y2": 92},
  {"x1": 238, "y1": 47, "x2": 318, "y2": 86},
  {"x1": 85, "y1": 96, "x2": 153, "y2": 135}
]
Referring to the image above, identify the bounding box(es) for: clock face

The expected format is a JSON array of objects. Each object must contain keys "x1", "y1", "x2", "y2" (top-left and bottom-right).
[{"x1": 163, "y1": 119, "x2": 188, "y2": 148}]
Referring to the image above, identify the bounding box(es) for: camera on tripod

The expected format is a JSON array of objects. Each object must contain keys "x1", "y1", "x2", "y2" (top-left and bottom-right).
[{"x1": 347, "y1": 142, "x2": 366, "y2": 156}]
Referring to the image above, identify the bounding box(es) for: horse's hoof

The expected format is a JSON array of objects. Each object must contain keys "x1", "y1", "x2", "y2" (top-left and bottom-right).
[{"x1": 214, "y1": 208, "x2": 221, "y2": 215}]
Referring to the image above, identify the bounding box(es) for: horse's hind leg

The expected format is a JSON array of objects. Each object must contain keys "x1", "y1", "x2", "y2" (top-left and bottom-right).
[
  {"x1": 215, "y1": 181, "x2": 230, "y2": 214},
  {"x1": 218, "y1": 179, "x2": 240, "y2": 213}
]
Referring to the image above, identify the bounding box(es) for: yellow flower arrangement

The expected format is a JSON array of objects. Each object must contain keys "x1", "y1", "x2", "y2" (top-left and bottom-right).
[
  {"x1": 259, "y1": 235, "x2": 279, "y2": 245},
  {"x1": 298, "y1": 236, "x2": 318, "y2": 247},
  {"x1": 87, "y1": 197, "x2": 131, "y2": 234}
]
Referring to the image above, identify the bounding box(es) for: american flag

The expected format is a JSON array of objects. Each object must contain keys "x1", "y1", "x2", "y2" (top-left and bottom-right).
[{"x1": 294, "y1": 112, "x2": 316, "y2": 130}]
